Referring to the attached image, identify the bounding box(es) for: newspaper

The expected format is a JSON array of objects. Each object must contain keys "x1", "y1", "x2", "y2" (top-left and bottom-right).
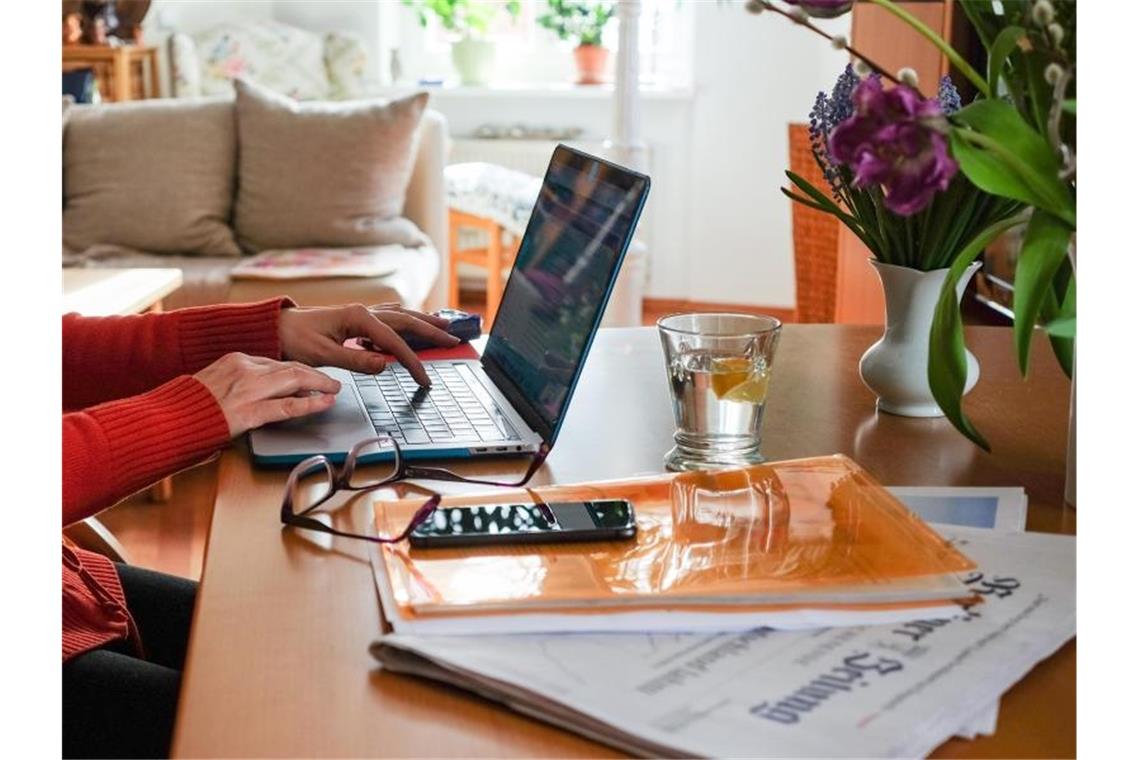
[
  {"x1": 890, "y1": 484, "x2": 1027, "y2": 739},
  {"x1": 887, "y1": 486, "x2": 1027, "y2": 532},
  {"x1": 372, "y1": 525, "x2": 1073, "y2": 758}
]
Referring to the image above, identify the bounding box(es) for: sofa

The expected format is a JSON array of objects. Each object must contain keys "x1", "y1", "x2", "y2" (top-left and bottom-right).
[{"x1": 62, "y1": 83, "x2": 449, "y2": 312}]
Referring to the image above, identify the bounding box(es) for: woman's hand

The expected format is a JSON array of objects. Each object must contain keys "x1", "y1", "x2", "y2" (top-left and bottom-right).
[
  {"x1": 194, "y1": 353, "x2": 342, "y2": 437},
  {"x1": 279, "y1": 303, "x2": 459, "y2": 386}
]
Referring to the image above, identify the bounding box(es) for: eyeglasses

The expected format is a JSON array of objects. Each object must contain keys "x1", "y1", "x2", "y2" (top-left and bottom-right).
[{"x1": 280, "y1": 436, "x2": 551, "y2": 544}]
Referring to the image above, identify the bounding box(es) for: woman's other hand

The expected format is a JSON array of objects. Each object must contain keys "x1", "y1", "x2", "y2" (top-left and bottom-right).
[
  {"x1": 279, "y1": 303, "x2": 458, "y2": 386},
  {"x1": 194, "y1": 353, "x2": 342, "y2": 437}
]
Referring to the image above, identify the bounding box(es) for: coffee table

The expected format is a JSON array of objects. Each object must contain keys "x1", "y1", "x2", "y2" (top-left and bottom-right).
[
  {"x1": 172, "y1": 325, "x2": 1074, "y2": 758},
  {"x1": 62, "y1": 268, "x2": 183, "y2": 317}
]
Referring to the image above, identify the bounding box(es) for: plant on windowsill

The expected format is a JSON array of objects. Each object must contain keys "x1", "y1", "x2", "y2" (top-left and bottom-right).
[
  {"x1": 402, "y1": 0, "x2": 521, "y2": 86},
  {"x1": 749, "y1": 0, "x2": 1076, "y2": 463},
  {"x1": 537, "y1": 0, "x2": 616, "y2": 85}
]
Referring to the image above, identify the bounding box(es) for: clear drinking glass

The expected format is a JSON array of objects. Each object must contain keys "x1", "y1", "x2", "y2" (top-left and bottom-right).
[{"x1": 657, "y1": 313, "x2": 782, "y2": 471}]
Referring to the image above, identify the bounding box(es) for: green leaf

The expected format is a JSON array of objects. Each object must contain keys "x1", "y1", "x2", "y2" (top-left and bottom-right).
[
  {"x1": 949, "y1": 108, "x2": 1075, "y2": 227},
  {"x1": 1023, "y1": 49, "x2": 1055, "y2": 137},
  {"x1": 785, "y1": 170, "x2": 841, "y2": 213},
  {"x1": 1013, "y1": 209, "x2": 1072, "y2": 376},
  {"x1": 780, "y1": 187, "x2": 882, "y2": 257},
  {"x1": 987, "y1": 26, "x2": 1026, "y2": 101},
  {"x1": 928, "y1": 215, "x2": 1027, "y2": 451},
  {"x1": 1040, "y1": 260, "x2": 1075, "y2": 377},
  {"x1": 953, "y1": 100, "x2": 1059, "y2": 179},
  {"x1": 1062, "y1": 99, "x2": 1076, "y2": 115},
  {"x1": 1043, "y1": 317, "x2": 1075, "y2": 339}
]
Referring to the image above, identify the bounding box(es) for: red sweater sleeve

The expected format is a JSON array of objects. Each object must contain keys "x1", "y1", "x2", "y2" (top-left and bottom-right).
[
  {"x1": 63, "y1": 376, "x2": 231, "y2": 526},
  {"x1": 62, "y1": 298, "x2": 290, "y2": 411}
]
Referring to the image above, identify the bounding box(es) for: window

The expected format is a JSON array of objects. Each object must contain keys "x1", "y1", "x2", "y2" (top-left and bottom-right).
[{"x1": 393, "y1": 0, "x2": 693, "y2": 89}]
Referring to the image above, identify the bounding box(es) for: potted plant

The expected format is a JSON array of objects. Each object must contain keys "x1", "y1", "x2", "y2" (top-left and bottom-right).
[
  {"x1": 749, "y1": 0, "x2": 1076, "y2": 456},
  {"x1": 785, "y1": 65, "x2": 1024, "y2": 416},
  {"x1": 403, "y1": 0, "x2": 521, "y2": 86},
  {"x1": 537, "y1": 0, "x2": 616, "y2": 85}
]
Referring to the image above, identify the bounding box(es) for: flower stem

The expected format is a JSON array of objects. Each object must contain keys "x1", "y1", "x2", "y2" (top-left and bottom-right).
[
  {"x1": 758, "y1": 1, "x2": 901, "y2": 85},
  {"x1": 868, "y1": 0, "x2": 990, "y2": 97}
]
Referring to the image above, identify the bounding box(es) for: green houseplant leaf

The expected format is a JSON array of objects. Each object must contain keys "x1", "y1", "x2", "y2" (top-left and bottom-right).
[
  {"x1": 928, "y1": 216, "x2": 1027, "y2": 451},
  {"x1": 1013, "y1": 209, "x2": 1072, "y2": 376},
  {"x1": 950, "y1": 100, "x2": 1075, "y2": 226},
  {"x1": 1044, "y1": 317, "x2": 1075, "y2": 339},
  {"x1": 1039, "y1": 260, "x2": 1075, "y2": 377},
  {"x1": 987, "y1": 25, "x2": 1027, "y2": 100}
]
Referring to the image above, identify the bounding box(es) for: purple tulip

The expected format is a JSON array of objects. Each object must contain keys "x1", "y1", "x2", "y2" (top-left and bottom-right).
[
  {"x1": 828, "y1": 77, "x2": 958, "y2": 216},
  {"x1": 784, "y1": 0, "x2": 855, "y2": 19}
]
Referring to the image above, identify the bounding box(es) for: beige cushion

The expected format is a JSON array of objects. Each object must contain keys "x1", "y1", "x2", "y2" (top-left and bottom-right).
[
  {"x1": 63, "y1": 98, "x2": 241, "y2": 257},
  {"x1": 233, "y1": 78, "x2": 430, "y2": 252}
]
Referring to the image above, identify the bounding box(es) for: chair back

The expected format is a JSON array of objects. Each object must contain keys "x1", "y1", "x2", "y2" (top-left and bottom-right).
[{"x1": 788, "y1": 123, "x2": 840, "y2": 324}]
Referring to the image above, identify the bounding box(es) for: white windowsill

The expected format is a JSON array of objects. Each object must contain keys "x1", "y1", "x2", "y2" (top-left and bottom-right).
[{"x1": 376, "y1": 82, "x2": 695, "y2": 101}]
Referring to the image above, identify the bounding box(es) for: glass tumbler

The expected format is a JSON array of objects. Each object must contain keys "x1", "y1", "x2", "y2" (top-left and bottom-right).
[{"x1": 657, "y1": 313, "x2": 782, "y2": 471}]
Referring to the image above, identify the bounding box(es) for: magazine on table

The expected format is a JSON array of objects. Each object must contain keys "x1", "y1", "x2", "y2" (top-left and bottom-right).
[{"x1": 230, "y1": 246, "x2": 403, "y2": 280}]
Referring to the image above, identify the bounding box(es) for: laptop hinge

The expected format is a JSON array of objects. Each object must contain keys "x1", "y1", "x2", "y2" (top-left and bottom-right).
[{"x1": 480, "y1": 353, "x2": 554, "y2": 443}]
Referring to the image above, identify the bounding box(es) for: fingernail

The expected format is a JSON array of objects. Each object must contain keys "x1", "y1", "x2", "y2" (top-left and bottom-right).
[{"x1": 449, "y1": 335, "x2": 461, "y2": 344}]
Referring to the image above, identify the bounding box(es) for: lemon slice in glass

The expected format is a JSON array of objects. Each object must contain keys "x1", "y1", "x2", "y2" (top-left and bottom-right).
[
  {"x1": 721, "y1": 373, "x2": 769, "y2": 403},
  {"x1": 710, "y1": 357, "x2": 753, "y2": 398}
]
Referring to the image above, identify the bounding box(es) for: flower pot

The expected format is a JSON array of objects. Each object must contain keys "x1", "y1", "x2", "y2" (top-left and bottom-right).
[
  {"x1": 451, "y1": 37, "x2": 496, "y2": 86},
  {"x1": 573, "y1": 44, "x2": 608, "y2": 85},
  {"x1": 859, "y1": 260, "x2": 982, "y2": 417}
]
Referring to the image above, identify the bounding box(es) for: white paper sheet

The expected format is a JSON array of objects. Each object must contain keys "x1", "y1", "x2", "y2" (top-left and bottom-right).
[{"x1": 373, "y1": 526, "x2": 1074, "y2": 758}]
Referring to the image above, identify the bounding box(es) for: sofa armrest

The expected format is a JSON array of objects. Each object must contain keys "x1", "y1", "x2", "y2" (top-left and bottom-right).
[
  {"x1": 168, "y1": 32, "x2": 203, "y2": 98},
  {"x1": 404, "y1": 109, "x2": 449, "y2": 311}
]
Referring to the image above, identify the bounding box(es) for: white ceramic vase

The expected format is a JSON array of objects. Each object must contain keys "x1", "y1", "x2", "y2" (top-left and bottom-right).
[
  {"x1": 451, "y1": 37, "x2": 496, "y2": 86},
  {"x1": 859, "y1": 260, "x2": 982, "y2": 417}
]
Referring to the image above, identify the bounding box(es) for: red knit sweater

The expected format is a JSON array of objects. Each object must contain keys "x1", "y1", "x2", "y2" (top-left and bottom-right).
[{"x1": 62, "y1": 298, "x2": 287, "y2": 662}]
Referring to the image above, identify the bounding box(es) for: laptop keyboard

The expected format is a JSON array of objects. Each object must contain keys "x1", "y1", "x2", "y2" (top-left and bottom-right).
[{"x1": 351, "y1": 363, "x2": 517, "y2": 446}]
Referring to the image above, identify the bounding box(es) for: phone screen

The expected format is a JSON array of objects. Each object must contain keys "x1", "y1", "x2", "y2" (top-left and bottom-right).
[{"x1": 411, "y1": 500, "x2": 635, "y2": 544}]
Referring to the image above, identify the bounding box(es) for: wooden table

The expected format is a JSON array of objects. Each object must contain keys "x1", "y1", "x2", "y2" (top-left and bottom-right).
[
  {"x1": 63, "y1": 44, "x2": 160, "y2": 102},
  {"x1": 173, "y1": 325, "x2": 1074, "y2": 758}
]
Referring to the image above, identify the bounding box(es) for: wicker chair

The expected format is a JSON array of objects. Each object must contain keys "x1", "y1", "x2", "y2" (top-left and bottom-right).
[{"x1": 788, "y1": 124, "x2": 840, "y2": 324}]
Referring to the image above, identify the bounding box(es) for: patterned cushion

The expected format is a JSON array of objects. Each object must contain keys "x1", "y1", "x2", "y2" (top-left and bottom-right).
[
  {"x1": 188, "y1": 21, "x2": 332, "y2": 101},
  {"x1": 324, "y1": 32, "x2": 368, "y2": 100},
  {"x1": 445, "y1": 162, "x2": 542, "y2": 237}
]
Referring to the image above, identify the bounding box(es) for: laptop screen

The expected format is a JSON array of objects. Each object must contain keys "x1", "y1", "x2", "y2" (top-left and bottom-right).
[{"x1": 482, "y1": 146, "x2": 650, "y2": 439}]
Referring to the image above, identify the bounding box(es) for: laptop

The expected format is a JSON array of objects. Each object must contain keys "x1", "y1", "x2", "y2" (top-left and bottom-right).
[{"x1": 250, "y1": 145, "x2": 651, "y2": 466}]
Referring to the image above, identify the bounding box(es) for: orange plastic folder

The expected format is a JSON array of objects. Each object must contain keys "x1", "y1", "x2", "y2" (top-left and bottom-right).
[{"x1": 371, "y1": 455, "x2": 979, "y2": 634}]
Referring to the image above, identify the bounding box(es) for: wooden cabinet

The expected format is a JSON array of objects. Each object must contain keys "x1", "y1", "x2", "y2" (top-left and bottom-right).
[
  {"x1": 62, "y1": 45, "x2": 160, "y2": 102},
  {"x1": 832, "y1": 1, "x2": 980, "y2": 324}
]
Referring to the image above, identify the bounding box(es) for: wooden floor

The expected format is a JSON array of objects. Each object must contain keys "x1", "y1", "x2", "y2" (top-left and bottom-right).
[{"x1": 98, "y1": 457, "x2": 220, "y2": 580}]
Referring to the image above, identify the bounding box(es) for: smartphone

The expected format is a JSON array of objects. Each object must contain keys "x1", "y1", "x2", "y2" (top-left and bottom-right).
[{"x1": 409, "y1": 499, "x2": 637, "y2": 549}]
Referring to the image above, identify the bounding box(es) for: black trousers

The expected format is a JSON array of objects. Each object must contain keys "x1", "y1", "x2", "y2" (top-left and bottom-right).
[{"x1": 62, "y1": 564, "x2": 197, "y2": 759}]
